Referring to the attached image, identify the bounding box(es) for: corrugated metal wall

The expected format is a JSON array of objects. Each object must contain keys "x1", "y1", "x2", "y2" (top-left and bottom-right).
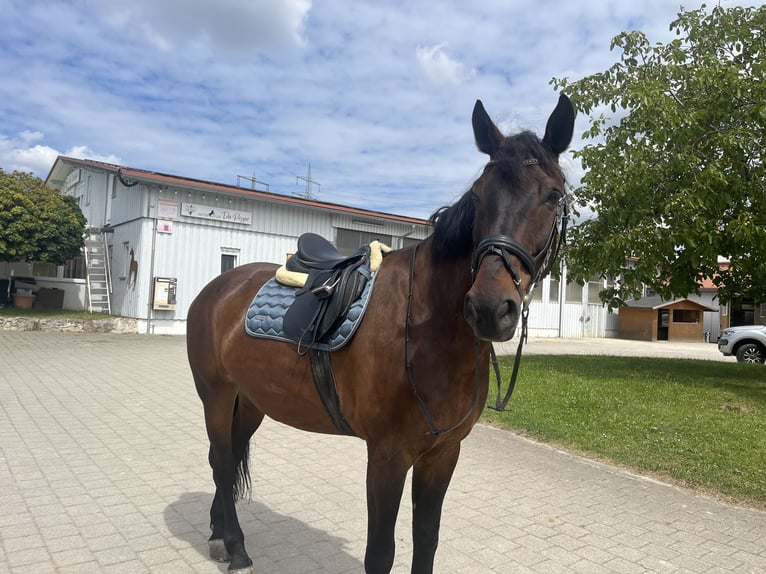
[{"x1": 527, "y1": 275, "x2": 618, "y2": 338}]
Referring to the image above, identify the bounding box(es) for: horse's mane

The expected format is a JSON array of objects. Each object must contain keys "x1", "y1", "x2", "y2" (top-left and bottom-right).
[
  {"x1": 429, "y1": 131, "x2": 564, "y2": 262},
  {"x1": 429, "y1": 190, "x2": 475, "y2": 261}
]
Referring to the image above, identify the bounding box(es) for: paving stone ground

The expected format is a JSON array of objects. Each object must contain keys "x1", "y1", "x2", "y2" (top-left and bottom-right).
[{"x1": 0, "y1": 331, "x2": 764, "y2": 573}]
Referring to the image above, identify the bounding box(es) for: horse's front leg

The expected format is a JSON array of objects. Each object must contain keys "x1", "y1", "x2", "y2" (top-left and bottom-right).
[
  {"x1": 411, "y1": 441, "x2": 461, "y2": 574},
  {"x1": 364, "y1": 444, "x2": 411, "y2": 574}
]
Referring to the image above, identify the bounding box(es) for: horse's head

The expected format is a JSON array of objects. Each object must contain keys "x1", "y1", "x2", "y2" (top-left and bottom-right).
[{"x1": 463, "y1": 94, "x2": 575, "y2": 341}]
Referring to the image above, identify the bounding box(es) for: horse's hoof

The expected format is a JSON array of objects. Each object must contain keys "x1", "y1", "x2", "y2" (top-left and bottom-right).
[
  {"x1": 209, "y1": 538, "x2": 230, "y2": 562},
  {"x1": 228, "y1": 557, "x2": 254, "y2": 573}
]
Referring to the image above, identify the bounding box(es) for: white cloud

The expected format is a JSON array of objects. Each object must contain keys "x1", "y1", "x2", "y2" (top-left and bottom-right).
[
  {"x1": 0, "y1": 134, "x2": 121, "y2": 178},
  {"x1": 65, "y1": 146, "x2": 122, "y2": 166},
  {"x1": 87, "y1": 0, "x2": 312, "y2": 51},
  {"x1": 0, "y1": 140, "x2": 59, "y2": 176},
  {"x1": 416, "y1": 43, "x2": 474, "y2": 86}
]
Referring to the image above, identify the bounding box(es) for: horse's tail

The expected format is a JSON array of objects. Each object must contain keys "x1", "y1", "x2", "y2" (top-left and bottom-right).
[{"x1": 231, "y1": 395, "x2": 252, "y2": 501}]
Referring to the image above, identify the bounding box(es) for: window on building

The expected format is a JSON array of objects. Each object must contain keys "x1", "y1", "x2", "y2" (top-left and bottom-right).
[
  {"x1": 565, "y1": 282, "x2": 582, "y2": 303},
  {"x1": 587, "y1": 275, "x2": 604, "y2": 304},
  {"x1": 220, "y1": 247, "x2": 240, "y2": 274},
  {"x1": 221, "y1": 254, "x2": 237, "y2": 274},
  {"x1": 63, "y1": 256, "x2": 86, "y2": 279},
  {"x1": 673, "y1": 309, "x2": 699, "y2": 323},
  {"x1": 549, "y1": 278, "x2": 559, "y2": 303},
  {"x1": 531, "y1": 282, "x2": 543, "y2": 301},
  {"x1": 32, "y1": 262, "x2": 58, "y2": 278},
  {"x1": 720, "y1": 302, "x2": 728, "y2": 316},
  {"x1": 336, "y1": 228, "x2": 393, "y2": 256},
  {"x1": 760, "y1": 303, "x2": 766, "y2": 318}
]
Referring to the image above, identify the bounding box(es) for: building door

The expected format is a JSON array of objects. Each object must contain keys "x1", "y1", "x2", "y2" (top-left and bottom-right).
[{"x1": 657, "y1": 309, "x2": 669, "y2": 341}]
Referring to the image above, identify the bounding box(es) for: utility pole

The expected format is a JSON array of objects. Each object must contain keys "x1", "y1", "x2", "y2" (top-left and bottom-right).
[
  {"x1": 236, "y1": 173, "x2": 269, "y2": 192},
  {"x1": 295, "y1": 163, "x2": 320, "y2": 200}
]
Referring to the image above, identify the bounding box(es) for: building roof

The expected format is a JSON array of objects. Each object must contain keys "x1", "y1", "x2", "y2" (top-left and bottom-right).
[
  {"x1": 623, "y1": 296, "x2": 717, "y2": 312},
  {"x1": 46, "y1": 156, "x2": 431, "y2": 227}
]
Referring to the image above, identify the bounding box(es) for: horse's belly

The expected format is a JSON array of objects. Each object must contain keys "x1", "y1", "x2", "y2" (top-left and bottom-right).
[{"x1": 226, "y1": 339, "x2": 347, "y2": 436}]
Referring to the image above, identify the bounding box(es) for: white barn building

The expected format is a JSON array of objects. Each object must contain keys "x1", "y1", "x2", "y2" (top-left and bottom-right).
[{"x1": 36, "y1": 156, "x2": 617, "y2": 338}]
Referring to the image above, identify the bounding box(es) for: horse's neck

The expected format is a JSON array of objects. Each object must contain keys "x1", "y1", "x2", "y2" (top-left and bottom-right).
[{"x1": 414, "y1": 239, "x2": 474, "y2": 338}]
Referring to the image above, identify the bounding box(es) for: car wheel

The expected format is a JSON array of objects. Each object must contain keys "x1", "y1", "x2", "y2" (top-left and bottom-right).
[{"x1": 735, "y1": 343, "x2": 766, "y2": 363}]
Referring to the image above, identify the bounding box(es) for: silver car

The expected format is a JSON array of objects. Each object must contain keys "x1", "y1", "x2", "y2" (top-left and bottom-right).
[{"x1": 718, "y1": 325, "x2": 766, "y2": 363}]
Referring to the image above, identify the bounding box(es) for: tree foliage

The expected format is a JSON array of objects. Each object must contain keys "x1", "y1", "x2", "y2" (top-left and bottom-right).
[
  {"x1": 0, "y1": 169, "x2": 86, "y2": 264},
  {"x1": 552, "y1": 4, "x2": 766, "y2": 307}
]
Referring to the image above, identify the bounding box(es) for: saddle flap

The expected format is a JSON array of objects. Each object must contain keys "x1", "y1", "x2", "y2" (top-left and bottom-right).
[{"x1": 283, "y1": 258, "x2": 371, "y2": 349}]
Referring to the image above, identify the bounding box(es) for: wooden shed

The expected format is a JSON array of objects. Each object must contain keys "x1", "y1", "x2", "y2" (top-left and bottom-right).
[{"x1": 618, "y1": 297, "x2": 717, "y2": 342}]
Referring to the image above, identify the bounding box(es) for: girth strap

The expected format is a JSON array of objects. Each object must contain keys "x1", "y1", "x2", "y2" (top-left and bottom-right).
[{"x1": 309, "y1": 349, "x2": 356, "y2": 436}]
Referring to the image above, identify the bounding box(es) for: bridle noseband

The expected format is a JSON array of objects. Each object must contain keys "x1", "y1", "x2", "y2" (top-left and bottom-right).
[{"x1": 471, "y1": 235, "x2": 535, "y2": 303}]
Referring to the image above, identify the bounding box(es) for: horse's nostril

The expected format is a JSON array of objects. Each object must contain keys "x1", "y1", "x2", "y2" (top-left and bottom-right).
[
  {"x1": 496, "y1": 299, "x2": 512, "y2": 320},
  {"x1": 464, "y1": 292, "x2": 479, "y2": 324}
]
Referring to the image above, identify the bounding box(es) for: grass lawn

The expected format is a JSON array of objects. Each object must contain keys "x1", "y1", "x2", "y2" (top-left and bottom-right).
[{"x1": 483, "y1": 355, "x2": 766, "y2": 509}]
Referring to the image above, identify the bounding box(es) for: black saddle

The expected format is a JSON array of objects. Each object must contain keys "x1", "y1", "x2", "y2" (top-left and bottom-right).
[
  {"x1": 283, "y1": 233, "x2": 371, "y2": 350},
  {"x1": 286, "y1": 233, "x2": 357, "y2": 273}
]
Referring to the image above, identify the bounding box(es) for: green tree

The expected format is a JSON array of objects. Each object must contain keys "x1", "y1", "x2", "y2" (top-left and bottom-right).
[
  {"x1": 552, "y1": 4, "x2": 766, "y2": 307},
  {"x1": 0, "y1": 169, "x2": 86, "y2": 264}
]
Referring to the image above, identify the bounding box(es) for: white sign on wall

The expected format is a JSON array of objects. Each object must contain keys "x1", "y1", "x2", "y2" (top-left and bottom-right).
[
  {"x1": 157, "y1": 199, "x2": 178, "y2": 219},
  {"x1": 181, "y1": 202, "x2": 252, "y2": 225}
]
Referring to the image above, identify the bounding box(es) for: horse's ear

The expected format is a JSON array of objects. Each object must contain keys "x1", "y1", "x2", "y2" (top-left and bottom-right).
[
  {"x1": 542, "y1": 94, "x2": 575, "y2": 155},
  {"x1": 472, "y1": 100, "x2": 504, "y2": 156}
]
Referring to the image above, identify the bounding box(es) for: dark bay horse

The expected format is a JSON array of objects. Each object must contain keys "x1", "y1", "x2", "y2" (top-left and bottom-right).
[{"x1": 187, "y1": 94, "x2": 575, "y2": 573}]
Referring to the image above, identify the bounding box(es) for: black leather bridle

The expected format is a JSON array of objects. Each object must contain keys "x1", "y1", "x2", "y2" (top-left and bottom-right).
[{"x1": 470, "y1": 158, "x2": 569, "y2": 411}]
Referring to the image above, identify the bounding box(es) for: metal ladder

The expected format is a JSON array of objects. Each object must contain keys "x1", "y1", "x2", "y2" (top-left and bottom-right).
[{"x1": 83, "y1": 230, "x2": 112, "y2": 314}]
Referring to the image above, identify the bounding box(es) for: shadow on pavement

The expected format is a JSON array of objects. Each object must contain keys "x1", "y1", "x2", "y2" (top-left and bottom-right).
[{"x1": 165, "y1": 492, "x2": 364, "y2": 573}]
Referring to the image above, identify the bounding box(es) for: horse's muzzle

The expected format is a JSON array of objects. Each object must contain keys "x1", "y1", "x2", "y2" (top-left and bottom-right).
[{"x1": 463, "y1": 290, "x2": 519, "y2": 341}]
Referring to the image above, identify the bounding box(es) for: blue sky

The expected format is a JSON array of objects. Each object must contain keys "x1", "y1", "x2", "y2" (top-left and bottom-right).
[{"x1": 0, "y1": 0, "x2": 754, "y2": 219}]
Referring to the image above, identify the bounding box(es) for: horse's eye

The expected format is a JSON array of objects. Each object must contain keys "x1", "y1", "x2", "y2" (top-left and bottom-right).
[{"x1": 547, "y1": 189, "x2": 563, "y2": 204}]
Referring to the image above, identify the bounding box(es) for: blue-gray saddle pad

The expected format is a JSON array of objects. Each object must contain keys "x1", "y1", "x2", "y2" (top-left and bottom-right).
[{"x1": 244, "y1": 272, "x2": 377, "y2": 351}]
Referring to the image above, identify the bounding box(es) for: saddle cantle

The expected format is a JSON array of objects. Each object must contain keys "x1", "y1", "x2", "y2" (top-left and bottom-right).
[{"x1": 286, "y1": 233, "x2": 365, "y2": 273}]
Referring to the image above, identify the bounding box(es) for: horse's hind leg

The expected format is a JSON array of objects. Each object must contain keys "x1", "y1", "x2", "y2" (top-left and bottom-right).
[
  {"x1": 410, "y1": 442, "x2": 461, "y2": 574},
  {"x1": 203, "y1": 390, "x2": 264, "y2": 572},
  {"x1": 209, "y1": 394, "x2": 265, "y2": 558},
  {"x1": 364, "y1": 446, "x2": 411, "y2": 574}
]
